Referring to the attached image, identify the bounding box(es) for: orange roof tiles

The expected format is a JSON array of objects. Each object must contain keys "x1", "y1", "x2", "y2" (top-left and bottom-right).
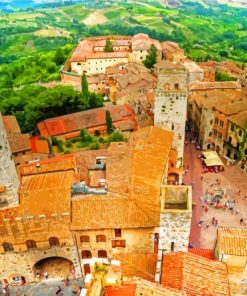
[
  {"x1": 19, "y1": 171, "x2": 74, "y2": 217},
  {"x1": 7, "y1": 133, "x2": 31, "y2": 153},
  {"x1": 114, "y1": 253, "x2": 157, "y2": 282},
  {"x1": 38, "y1": 105, "x2": 136, "y2": 137},
  {"x1": 3, "y1": 115, "x2": 21, "y2": 134},
  {"x1": 106, "y1": 284, "x2": 136, "y2": 296},
  {"x1": 161, "y1": 252, "x2": 230, "y2": 296},
  {"x1": 19, "y1": 154, "x2": 76, "y2": 176},
  {"x1": 188, "y1": 249, "x2": 214, "y2": 260},
  {"x1": 217, "y1": 227, "x2": 247, "y2": 256},
  {"x1": 71, "y1": 127, "x2": 173, "y2": 230},
  {"x1": 31, "y1": 136, "x2": 50, "y2": 154}
]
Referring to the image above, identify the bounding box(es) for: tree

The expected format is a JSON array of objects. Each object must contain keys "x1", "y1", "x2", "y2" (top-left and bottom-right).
[
  {"x1": 53, "y1": 48, "x2": 65, "y2": 66},
  {"x1": 108, "y1": 131, "x2": 125, "y2": 142},
  {"x1": 104, "y1": 40, "x2": 114, "y2": 53},
  {"x1": 105, "y1": 110, "x2": 114, "y2": 134},
  {"x1": 81, "y1": 73, "x2": 89, "y2": 99},
  {"x1": 143, "y1": 44, "x2": 158, "y2": 69}
]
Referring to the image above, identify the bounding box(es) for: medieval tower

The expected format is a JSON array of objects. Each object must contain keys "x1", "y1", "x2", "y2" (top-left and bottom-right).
[
  {"x1": 0, "y1": 114, "x2": 20, "y2": 208},
  {"x1": 154, "y1": 60, "x2": 188, "y2": 167}
]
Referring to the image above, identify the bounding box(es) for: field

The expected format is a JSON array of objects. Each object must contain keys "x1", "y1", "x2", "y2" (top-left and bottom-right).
[{"x1": 0, "y1": 0, "x2": 246, "y2": 88}]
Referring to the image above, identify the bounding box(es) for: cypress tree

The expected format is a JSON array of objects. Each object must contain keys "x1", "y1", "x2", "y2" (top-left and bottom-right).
[
  {"x1": 106, "y1": 110, "x2": 113, "y2": 134},
  {"x1": 81, "y1": 72, "x2": 89, "y2": 99}
]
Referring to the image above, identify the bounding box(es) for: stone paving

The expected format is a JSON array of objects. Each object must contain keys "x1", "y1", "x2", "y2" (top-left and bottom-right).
[
  {"x1": 184, "y1": 139, "x2": 247, "y2": 249},
  {"x1": 0, "y1": 278, "x2": 84, "y2": 296}
]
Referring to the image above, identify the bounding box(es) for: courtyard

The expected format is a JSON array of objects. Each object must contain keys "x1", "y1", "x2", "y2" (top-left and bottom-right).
[{"x1": 184, "y1": 139, "x2": 247, "y2": 249}]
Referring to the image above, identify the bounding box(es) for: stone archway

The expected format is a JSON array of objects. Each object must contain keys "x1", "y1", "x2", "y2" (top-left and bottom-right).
[{"x1": 33, "y1": 256, "x2": 74, "y2": 279}]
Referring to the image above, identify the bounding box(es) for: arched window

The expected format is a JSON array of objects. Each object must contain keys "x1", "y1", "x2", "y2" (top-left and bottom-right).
[
  {"x1": 49, "y1": 237, "x2": 60, "y2": 247},
  {"x1": 3, "y1": 242, "x2": 14, "y2": 252},
  {"x1": 80, "y1": 236, "x2": 90, "y2": 243},
  {"x1": 96, "y1": 235, "x2": 106, "y2": 243},
  {"x1": 98, "y1": 250, "x2": 107, "y2": 258},
  {"x1": 81, "y1": 250, "x2": 92, "y2": 259},
  {"x1": 26, "y1": 240, "x2": 37, "y2": 249}
]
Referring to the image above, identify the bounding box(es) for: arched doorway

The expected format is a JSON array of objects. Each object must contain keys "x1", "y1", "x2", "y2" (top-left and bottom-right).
[
  {"x1": 33, "y1": 257, "x2": 74, "y2": 279},
  {"x1": 168, "y1": 173, "x2": 179, "y2": 185}
]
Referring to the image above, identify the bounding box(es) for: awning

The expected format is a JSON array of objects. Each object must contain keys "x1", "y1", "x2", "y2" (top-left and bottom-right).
[{"x1": 202, "y1": 151, "x2": 224, "y2": 167}]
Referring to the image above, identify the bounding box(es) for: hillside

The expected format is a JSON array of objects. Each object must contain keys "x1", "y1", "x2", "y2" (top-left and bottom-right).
[{"x1": 0, "y1": 0, "x2": 246, "y2": 87}]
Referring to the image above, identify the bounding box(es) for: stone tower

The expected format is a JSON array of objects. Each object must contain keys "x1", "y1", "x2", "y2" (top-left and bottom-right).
[
  {"x1": 154, "y1": 60, "x2": 188, "y2": 167},
  {"x1": 0, "y1": 114, "x2": 19, "y2": 208}
]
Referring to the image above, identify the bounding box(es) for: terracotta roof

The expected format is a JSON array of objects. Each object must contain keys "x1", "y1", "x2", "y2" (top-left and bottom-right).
[
  {"x1": 189, "y1": 81, "x2": 242, "y2": 91},
  {"x1": 19, "y1": 154, "x2": 76, "y2": 176},
  {"x1": 71, "y1": 194, "x2": 158, "y2": 230},
  {"x1": 215, "y1": 98, "x2": 247, "y2": 115},
  {"x1": 113, "y1": 253, "x2": 157, "y2": 282},
  {"x1": 228, "y1": 110, "x2": 247, "y2": 129},
  {"x1": 31, "y1": 136, "x2": 50, "y2": 154},
  {"x1": 161, "y1": 252, "x2": 230, "y2": 296},
  {"x1": 106, "y1": 284, "x2": 136, "y2": 296},
  {"x1": 184, "y1": 60, "x2": 203, "y2": 73},
  {"x1": 19, "y1": 170, "x2": 74, "y2": 217},
  {"x1": 38, "y1": 105, "x2": 136, "y2": 137},
  {"x1": 217, "y1": 227, "x2": 247, "y2": 256},
  {"x1": 71, "y1": 127, "x2": 173, "y2": 230},
  {"x1": 8, "y1": 133, "x2": 31, "y2": 154},
  {"x1": 132, "y1": 33, "x2": 162, "y2": 51},
  {"x1": 161, "y1": 41, "x2": 183, "y2": 53},
  {"x1": 154, "y1": 60, "x2": 185, "y2": 70},
  {"x1": 3, "y1": 115, "x2": 21, "y2": 133},
  {"x1": 188, "y1": 249, "x2": 214, "y2": 260}
]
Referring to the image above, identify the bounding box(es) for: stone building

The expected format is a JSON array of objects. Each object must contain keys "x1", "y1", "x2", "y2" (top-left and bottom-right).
[
  {"x1": 155, "y1": 186, "x2": 192, "y2": 282},
  {"x1": 183, "y1": 59, "x2": 204, "y2": 83},
  {"x1": 0, "y1": 114, "x2": 20, "y2": 208},
  {"x1": 214, "y1": 227, "x2": 247, "y2": 295},
  {"x1": 61, "y1": 34, "x2": 163, "y2": 79},
  {"x1": 0, "y1": 126, "x2": 191, "y2": 284},
  {"x1": 161, "y1": 41, "x2": 185, "y2": 63},
  {"x1": 223, "y1": 110, "x2": 247, "y2": 172},
  {"x1": 154, "y1": 60, "x2": 188, "y2": 167}
]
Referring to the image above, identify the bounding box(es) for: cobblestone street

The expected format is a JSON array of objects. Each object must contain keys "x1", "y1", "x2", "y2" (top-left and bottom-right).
[{"x1": 184, "y1": 140, "x2": 247, "y2": 249}]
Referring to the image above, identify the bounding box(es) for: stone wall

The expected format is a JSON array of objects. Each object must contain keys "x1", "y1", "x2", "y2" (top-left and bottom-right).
[
  {"x1": 0, "y1": 114, "x2": 20, "y2": 208},
  {"x1": 0, "y1": 245, "x2": 81, "y2": 283}
]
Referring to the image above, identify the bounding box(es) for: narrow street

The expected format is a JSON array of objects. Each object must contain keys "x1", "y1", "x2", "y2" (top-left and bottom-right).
[{"x1": 183, "y1": 141, "x2": 204, "y2": 248}]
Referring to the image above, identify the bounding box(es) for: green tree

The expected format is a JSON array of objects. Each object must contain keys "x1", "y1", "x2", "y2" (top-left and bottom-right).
[
  {"x1": 143, "y1": 44, "x2": 158, "y2": 69},
  {"x1": 104, "y1": 40, "x2": 114, "y2": 53},
  {"x1": 106, "y1": 110, "x2": 113, "y2": 134},
  {"x1": 53, "y1": 48, "x2": 65, "y2": 66},
  {"x1": 108, "y1": 131, "x2": 125, "y2": 142},
  {"x1": 81, "y1": 73, "x2": 89, "y2": 99}
]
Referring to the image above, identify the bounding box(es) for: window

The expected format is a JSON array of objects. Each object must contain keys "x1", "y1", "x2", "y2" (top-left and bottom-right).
[
  {"x1": 98, "y1": 250, "x2": 107, "y2": 258},
  {"x1": 171, "y1": 242, "x2": 175, "y2": 252},
  {"x1": 96, "y1": 235, "x2": 106, "y2": 243},
  {"x1": 209, "y1": 132, "x2": 212, "y2": 137},
  {"x1": 112, "y1": 240, "x2": 126, "y2": 248},
  {"x1": 26, "y1": 240, "x2": 37, "y2": 249},
  {"x1": 171, "y1": 123, "x2": 174, "y2": 131},
  {"x1": 77, "y1": 63, "x2": 81, "y2": 66},
  {"x1": 49, "y1": 237, "x2": 59, "y2": 247},
  {"x1": 231, "y1": 124, "x2": 234, "y2": 131},
  {"x1": 226, "y1": 149, "x2": 231, "y2": 157},
  {"x1": 229, "y1": 137, "x2": 232, "y2": 144},
  {"x1": 245, "y1": 149, "x2": 247, "y2": 156},
  {"x1": 174, "y1": 83, "x2": 179, "y2": 89},
  {"x1": 81, "y1": 250, "x2": 92, "y2": 259},
  {"x1": 215, "y1": 118, "x2": 219, "y2": 125},
  {"x1": 234, "y1": 153, "x2": 238, "y2": 160},
  {"x1": 220, "y1": 120, "x2": 224, "y2": 128},
  {"x1": 239, "y1": 130, "x2": 243, "y2": 136},
  {"x1": 80, "y1": 235, "x2": 90, "y2": 243},
  {"x1": 114, "y1": 229, "x2": 121, "y2": 238},
  {"x1": 3, "y1": 242, "x2": 13, "y2": 252},
  {"x1": 236, "y1": 142, "x2": 240, "y2": 150}
]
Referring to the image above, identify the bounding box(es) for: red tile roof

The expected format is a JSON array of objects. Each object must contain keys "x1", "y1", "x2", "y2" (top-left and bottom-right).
[
  {"x1": 161, "y1": 252, "x2": 230, "y2": 296},
  {"x1": 188, "y1": 249, "x2": 214, "y2": 260},
  {"x1": 106, "y1": 284, "x2": 136, "y2": 296},
  {"x1": 38, "y1": 105, "x2": 137, "y2": 137}
]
